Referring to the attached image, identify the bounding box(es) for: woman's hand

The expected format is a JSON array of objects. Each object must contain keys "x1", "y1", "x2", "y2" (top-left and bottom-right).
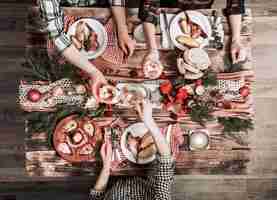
[
  {"x1": 93, "y1": 141, "x2": 112, "y2": 192},
  {"x1": 100, "y1": 140, "x2": 113, "y2": 170},
  {"x1": 230, "y1": 39, "x2": 246, "y2": 64},
  {"x1": 118, "y1": 30, "x2": 136, "y2": 57},
  {"x1": 89, "y1": 71, "x2": 108, "y2": 101}
]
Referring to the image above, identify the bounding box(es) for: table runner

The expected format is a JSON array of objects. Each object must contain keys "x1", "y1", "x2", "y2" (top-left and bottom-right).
[{"x1": 23, "y1": 7, "x2": 254, "y2": 176}]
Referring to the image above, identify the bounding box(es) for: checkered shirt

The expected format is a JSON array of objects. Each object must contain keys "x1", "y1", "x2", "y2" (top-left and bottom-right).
[
  {"x1": 139, "y1": 0, "x2": 245, "y2": 25},
  {"x1": 89, "y1": 155, "x2": 175, "y2": 200},
  {"x1": 38, "y1": 0, "x2": 125, "y2": 53}
]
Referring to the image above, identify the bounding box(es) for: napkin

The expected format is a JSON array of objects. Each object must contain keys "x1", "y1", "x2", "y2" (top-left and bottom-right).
[{"x1": 159, "y1": 13, "x2": 175, "y2": 49}]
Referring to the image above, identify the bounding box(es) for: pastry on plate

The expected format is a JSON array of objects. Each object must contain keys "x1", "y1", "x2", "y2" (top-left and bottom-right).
[
  {"x1": 184, "y1": 71, "x2": 204, "y2": 80},
  {"x1": 184, "y1": 48, "x2": 211, "y2": 70},
  {"x1": 137, "y1": 143, "x2": 157, "y2": 160},
  {"x1": 80, "y1": 143, "x2": 94, "y2": 155},
  {"x1": 57, "y1": 143, "x2": 72, "y2": 154},
  {"x1": 63, "y1": 120, "x2": 78, "y2": 132},
  {"x1": 176, "y1": 35, "x2": 200, "y2": 48},
  {"x1": 83, "y1": 122, "x2": 95, "y2": 137}
]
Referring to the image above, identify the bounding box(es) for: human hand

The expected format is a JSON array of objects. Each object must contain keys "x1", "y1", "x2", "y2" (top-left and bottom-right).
[
  {"x1": 89, "y1": 71, "x2": 108, "y2": 101},
  {"x1": 100, "y1": 140, "x2": 113, "y2": 170},
  {"x1": 118, "y1": 31, "x2": 136, "y2": 58},
  {"x1": 230, "y1": 39, "x2": 246, "y2": 64}
]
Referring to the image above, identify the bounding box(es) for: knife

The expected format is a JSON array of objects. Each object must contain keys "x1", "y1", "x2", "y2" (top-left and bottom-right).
[{"x1": 161, "y1": 10, "x2": 172, "y2": 48}]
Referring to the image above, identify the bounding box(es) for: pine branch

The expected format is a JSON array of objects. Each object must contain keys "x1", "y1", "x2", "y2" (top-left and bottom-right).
[{"x1": 218, "y1": 117, "x2": 254, "y2": 133}]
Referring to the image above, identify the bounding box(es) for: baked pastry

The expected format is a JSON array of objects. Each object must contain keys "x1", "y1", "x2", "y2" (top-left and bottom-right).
[
  {"x1": 185, "y1": 48, "x2": 211, "y2": 70},
  {"x1": 63, "y1": 120, "x2": 78, "y2": 132},
  {"x1": 176, "y1": 35, "x2": 200, "y2": 48},
  {"x1": 140, "y1": 132, "x2": 154, "y2": 149},
  {"x1": 80, "y1": 143, "x2": 93, "y2": 155},
  {"x1": 58, "y1": 143, "x2": 72, "y2": 154},
  {"x1": 137, "y1": 143, "x2": 157, "y2": 160},
  {"x1": 83, "y1": 122, "x2": 95, "y2": 137},
  {"x1": 184, "y1": 71, "x2": 204, "y2": 80}
]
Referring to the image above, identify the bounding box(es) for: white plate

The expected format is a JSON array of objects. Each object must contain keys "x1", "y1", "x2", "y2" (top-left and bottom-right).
[
  {"x1": 133, "y1": 24, "x2": 146, "y2": 43},
  {"x1": 170, "y1": 11, "x2": 211, "y2": 50},
  {"x1": 67, "y1": 18, "x2": 108, "y2": 59},
  {"x1": 121, "y1": 123, "x2": 156, "y2": 164}
]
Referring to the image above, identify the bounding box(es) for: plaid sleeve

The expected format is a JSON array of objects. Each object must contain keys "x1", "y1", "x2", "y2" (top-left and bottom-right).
[
  {"x1": 148, "y1": 154, "x2": 175, "y2": 200},
  {"x1": 38, "y1": 0, "x2": 72, "y2": 52},
  {"x1": 88, "y1": 188, "x2": 105, "y2": 200},
  {"x1": 138, "y1": 0, "x2": 160, "y2": 25},
  {"x1": 224, "y1": 0, "x2": 245, "y2": 15},
  {"x1": 109, "y1": 0, "x2": 126, "y2": 6}
]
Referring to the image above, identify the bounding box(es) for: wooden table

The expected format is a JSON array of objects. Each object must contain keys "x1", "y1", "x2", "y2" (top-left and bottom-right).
[{"x1": 24, "y1": 7, "x2": 254, "y2": 177}]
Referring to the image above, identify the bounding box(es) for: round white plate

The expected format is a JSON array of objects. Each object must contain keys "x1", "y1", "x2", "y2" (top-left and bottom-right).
[
  {"x1": 67, "y1": 18, "x2": 108, "y2": 60},
  {"x1": 133, "y1": 24, "x2": 146, "y2": 43},
  {"x1": 121, "y1": 123, "x2": 156, "y2": 164},
  {"x1": 169, "y1": 11, "x2": 211, "y2": 50}
]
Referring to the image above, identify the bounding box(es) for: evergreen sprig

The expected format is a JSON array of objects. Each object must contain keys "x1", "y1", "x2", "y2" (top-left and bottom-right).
[
  {"x1": 25, "y1": 104, "x2": 106, "y2": 147},
  {"x1": 189, "y1": 101, "x2": 214, "y2": 126},
  {"x1": 218, "y1": 117, "x2": 254, "y2": 133}
]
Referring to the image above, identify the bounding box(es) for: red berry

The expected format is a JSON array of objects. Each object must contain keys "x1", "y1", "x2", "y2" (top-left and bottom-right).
[
  {"x1": 239, "y1": 86, "x2": 250, "y2": 98},
  {"x1": 176, "y1": 87, "x2": 188, "y2": 100},
  {"x1": 160, "y1": 81, "x2": 173, "y2": 95},
  {"x1": 27, "y1": 89, "x2": 42, "y2": 102}
]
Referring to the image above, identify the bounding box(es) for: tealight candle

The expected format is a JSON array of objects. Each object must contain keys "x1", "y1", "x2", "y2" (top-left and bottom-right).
[{"x1": 189, "y1": 130, "x2": 209, "y2": 150}]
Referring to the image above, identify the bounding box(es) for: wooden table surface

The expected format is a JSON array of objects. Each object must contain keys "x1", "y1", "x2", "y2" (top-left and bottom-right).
[
  {"x1": 2, "y1": 0, "x2": 277, "y2": 199},
  {"x1": 23, "y1": 7, "x2": 255, "y2": 177}
]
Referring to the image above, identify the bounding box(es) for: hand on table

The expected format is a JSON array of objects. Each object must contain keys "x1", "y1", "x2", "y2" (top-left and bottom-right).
[
  {"x1": 94, "y1": 141, "x2": 112, "y2": 192},
  {"x1": 100, "y1": 140, "x2": 113, "y2": 170},
  {"x1": 118, "y1": 31, "x2": 136, "y2": 58},
  {"x1": 230, "y1": 39, "x2": 247, "y2": 64}
]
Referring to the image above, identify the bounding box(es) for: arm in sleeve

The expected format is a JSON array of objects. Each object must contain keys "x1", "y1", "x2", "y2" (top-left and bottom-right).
[
  {"x1": 38, "y1": 0, "x2": 72, "y2": 52},
  {"x1": 224, "y1": 0, "x2": 245, "y2": 16},
  {"x1": 88, "y1": 189, "x2": 105, "y2": 200},
  {"x1": 148, "y1": 155, "x2": 175, "y2": 200},
  {"x1": 138, "y1": 0, "x2": 160, "y2": 26}
]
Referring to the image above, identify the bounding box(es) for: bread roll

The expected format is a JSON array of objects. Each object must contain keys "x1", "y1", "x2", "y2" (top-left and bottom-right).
[
  {"x1": 176, "y1": 35, "x2": 200, "y2": 48},
  {"x1": 137, "y1": 143, "x2": 157, "y2": 159},
  {"x1": 140, "y1": 133, "x2": 154, "y2": 149},
  {"x1": 184, "y1": 71, "x2": 204, "y2": 80}
]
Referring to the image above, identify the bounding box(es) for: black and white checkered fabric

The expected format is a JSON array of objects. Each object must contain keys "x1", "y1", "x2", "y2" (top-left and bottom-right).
[{"x1": 89, "y1": 155, "x2": 175, "y2": 200}]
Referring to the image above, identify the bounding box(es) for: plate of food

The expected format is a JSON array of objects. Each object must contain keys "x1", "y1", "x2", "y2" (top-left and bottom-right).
[
  {"x1": 170, "y1": 11, "x2": 211, "y2": 50},
  {"x1": 67, "y1": 18, "x2": 108, "y2": 59},
  {"x1": 53, "y1": 115, "x2": 103, "y2": 162},
  {"x1": 95, "y1": 84, "x2": 121, "y2": 104},
  {"x1": 116, "y1": 83, "x2": 149, "y2": 107},
  {"x1": 121, "y1": 123, "x2": 157, "y2": 164}
]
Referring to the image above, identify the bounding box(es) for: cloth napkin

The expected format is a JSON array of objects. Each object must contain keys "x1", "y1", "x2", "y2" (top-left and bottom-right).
[{"x1": 159, "y1": 13, "x2": 175, "y2": 49}]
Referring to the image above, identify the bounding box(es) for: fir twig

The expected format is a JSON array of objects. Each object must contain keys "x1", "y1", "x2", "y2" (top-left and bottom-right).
[{"x1": 218, "y1": 117, "x2": 254, "y2": 133}]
